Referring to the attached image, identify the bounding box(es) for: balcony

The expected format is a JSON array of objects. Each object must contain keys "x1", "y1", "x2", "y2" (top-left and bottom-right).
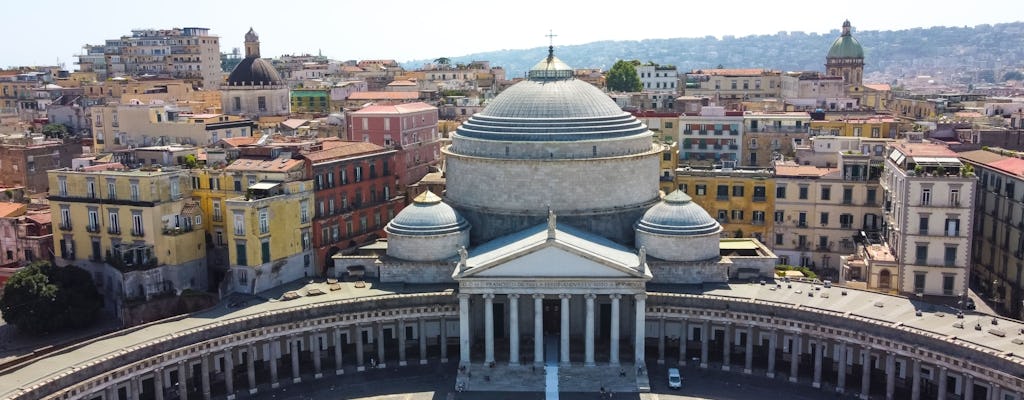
[
  {"x1": 752, "y1": 196, "x2": 766, "y2": 202},
  {"x1": 162, "y1": 225, "x2": 194, "y2": 236},
  {"x1": 212, "y1": 215, "x2": 224, "y2": 222},
  {"x1": 797, "y1": 222, "x2": 808, "y2": 228},
  {"x1": 108, "y1": 227, "x2": 121, "y2": 235},
  {"x1": 131, "y1": 229, "x2": 145, "y2": 237},
  {"x1": 86, "y1": 224, "x2": 100, "y2": 233}
]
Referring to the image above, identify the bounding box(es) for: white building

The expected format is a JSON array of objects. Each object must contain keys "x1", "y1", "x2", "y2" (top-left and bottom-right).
[
  {"x1": 679, "y1": 106, "x2": 743, "y2": 165},
  {"x1": 637, "y1": 65, "x2": 678, "y2": 93},
  {"x1": 76, "y1": 27, "x2": 221, "y2": 89}
]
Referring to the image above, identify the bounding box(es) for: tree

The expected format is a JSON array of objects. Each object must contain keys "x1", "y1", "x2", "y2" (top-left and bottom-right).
[
  {"x1": 433, "y1": 57, "x2": 451, "y2": 68},
  {"x1": 41, "y1": 123, "x2": 69, "y2": 139},
  {"x1": 183, "y1": 154, "x2": 198, "y2": 169},
  {"x1": 0, "y1": 261, "x2": 103, "y2": 334},
  {"x1": 606, "y1": 60, "x2": 642, "y2": 92},
  {"x1": 1004, "y1": 71, "x2": 1024, "y2": 82}
]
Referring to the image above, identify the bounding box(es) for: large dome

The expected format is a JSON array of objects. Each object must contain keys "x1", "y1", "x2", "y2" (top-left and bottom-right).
[
  {"x1": 636, "y1": 190, "x2": 722, "y2": 236},
  {"x1": 385, "y1": 191, "x2": 469, "y2": 236},
  {"x1": 827, "y1": 20, "x2": 864, "y2": 59},
  {"x1": 226, "y1": 57, "x2": 284, "y2": 86}
]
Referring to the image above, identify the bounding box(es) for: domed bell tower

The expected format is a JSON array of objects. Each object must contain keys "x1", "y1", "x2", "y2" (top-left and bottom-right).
[
  {"x1": 825, "y1": 20, "x2": 864, "y2": 86},
  {"x1": 244, "y1": 27, "x2": 260, "y2": 58}
]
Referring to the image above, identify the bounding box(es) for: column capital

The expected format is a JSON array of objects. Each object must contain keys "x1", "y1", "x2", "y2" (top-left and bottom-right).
[
  {"x1": 482, "y1": 293, "x2": 495, "y2": 300},
  {"x1": 508, "y1": 293, "x2": 520, "y2": 299},
  {"x1": 584, "y1": 293, "x2": 597, "y2": 300},
  {"x1": 609, "y1": 293, "x2": 622, "y2": 300},
  {"x1": 532, "y1": 293, "x2": 544, "y2": 300},
  {"x1": 634, "y1": 293, "x2": 648, "y2": 301},
  {"x1": 559, "y1": 293, "x2": 572, "y2": 300},
  {"x1": 458, "y1": 293, "x2": 471, "y2": 300}
]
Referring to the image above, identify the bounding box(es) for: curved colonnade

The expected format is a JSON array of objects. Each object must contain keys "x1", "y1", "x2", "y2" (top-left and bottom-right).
[{"x1": 4, "y1": 289, "x2": 1023, "y2": 400}]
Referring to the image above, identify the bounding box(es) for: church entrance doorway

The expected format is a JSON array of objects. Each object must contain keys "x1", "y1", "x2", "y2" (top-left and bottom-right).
[
  {"x1": 599, "y1": 303, "x2": 611, "y2": 339},
  {"x1": 543, "y1": 299, "x2": 560, "y2": 334}
]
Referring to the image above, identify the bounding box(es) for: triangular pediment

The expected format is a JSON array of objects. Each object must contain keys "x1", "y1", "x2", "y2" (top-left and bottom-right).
[{"x1": 471, "y1": 245, "x2": 638, "y2": 278}]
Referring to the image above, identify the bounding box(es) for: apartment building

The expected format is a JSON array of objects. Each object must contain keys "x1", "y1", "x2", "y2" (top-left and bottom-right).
[
  {"x1": 679, "y1": 106, "x2": 743, "y2": 165},
  {"x1": 637, "y1": 64, "x2": 679, "y2": 93},
  {"x1": 809, "y1": 115, "x2": 900, "y2": 138},
  {"x1": 676, "y1": 166, "x2": 775, "y2": 243},
  {"x1": 346, "y1": 102, "x2": 441, "y2": 187},
  {"x1": 76, "y1": 27, "x2": 221, "y2": 89},
  {"x1": 91, "y1": 104, "x2": 255, "y2": 152},
  {"x1": 683, "y1": 69, "x2": 782, "y2": 108},
  {"x1": 0, "y1": 136, "x2": 83, "y2": 194},
  {"x1": 0, "y1": 209, "x2": 52, "y2": 287},
  {"x1": 742, "y1": 111, "x2": 811, "y2": 167}
]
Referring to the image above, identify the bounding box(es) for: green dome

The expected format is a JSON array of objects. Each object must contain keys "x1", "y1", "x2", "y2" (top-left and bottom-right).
[{"x1": 827, "y1": 20, "x2": 864, "y2": 59}]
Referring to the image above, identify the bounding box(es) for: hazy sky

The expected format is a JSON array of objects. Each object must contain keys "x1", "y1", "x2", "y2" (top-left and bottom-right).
[{"x1": 5, "y1": 0, "x2": 1023, "y2": 68}]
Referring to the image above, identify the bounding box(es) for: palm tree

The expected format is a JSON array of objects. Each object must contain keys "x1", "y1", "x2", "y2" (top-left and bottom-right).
[{"x1": 434, "y1": 57, "x2": 451, "y2": 69}]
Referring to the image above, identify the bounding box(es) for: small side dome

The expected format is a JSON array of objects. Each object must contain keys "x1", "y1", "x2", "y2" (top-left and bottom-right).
[
  {"x1": 386, "y1": 191, "x2": 469, "y2": 236},
  {"x1": 636, "y1": 190, "x2": 722, "y2": 236}
]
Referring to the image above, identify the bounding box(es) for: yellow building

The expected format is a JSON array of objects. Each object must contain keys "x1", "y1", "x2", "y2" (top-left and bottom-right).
[
  {"x1": 809, "y1": 116, "x2": 900, "y2": 138},
  {"x1": 221, "y1": 157, "x2": 313, "y2": 294},
  {"x1": 675, "y1": 166, "x2": 775, "y2": 242},
  {"x1": 658, "y1": 140, "x2": 678, "y2": 194},
  {"x1": 91, "y1": 104, "x2": 255, "y2": 153},
  {"x1": 48, "y1": 163, "x2": 206, "y2": 306}
]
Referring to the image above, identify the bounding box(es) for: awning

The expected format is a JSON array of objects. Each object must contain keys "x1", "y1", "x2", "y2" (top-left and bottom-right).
[
  {"x1": 180, "y1": 201, "x2": 201, "y2": 217},
  {"x1": 249, "y1": 181, "x2": 281, "y2": 191},
  {"x1": 911, "y1": 156, "x2": 961, "y2": 167}
]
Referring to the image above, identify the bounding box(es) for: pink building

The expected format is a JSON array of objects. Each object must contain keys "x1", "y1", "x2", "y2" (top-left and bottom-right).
[
  {"x1": 0, "y1": 208, "x2": 52, "y2": 288},
  {"x1": 347, "y1": 102, "x2": 441, "y2": 188}
]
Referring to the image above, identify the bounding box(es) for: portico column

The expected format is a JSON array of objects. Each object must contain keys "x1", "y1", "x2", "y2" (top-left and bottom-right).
[
  {"x1": 744, "y1": 325, "x2": 754, "y2": 374},
  {"x1": 268, "y1": 341, "x2": 280, "y2": 388},
  {"x1": 398, "y1": 319, "x2": 408, "y2": 366},
  {"x1": 700, "y1": 320, "x2": 710, "y2": 369},
  {"x1": 200, "y1": 353, "x2": 211, "y2": 400},
  {"x1": 836, "y1": 341, "x2": 848, "y2": 393},
  {"x1": 860, "y1": 347, "x2": 872, "y2": 400},
  {"x1": 560, "y1": 293, "x2": 571, "y2": 366},
  {"x1": 509, "y1": 294, "x2": 520, "y2": 366},
  {"x1": 247, "y1": 344, "x2": 258, "y2": 394},
  {"x1": 355, "y1": 324, "x2": 366, "y2": 371},
  {"x1": 937, "y1": 367, "x2": 948, "y2": 400},
  {"x1": 312, "y1": 333, "x2": 323, "y2": 379},
  {"x1": 224, "y1": 348, "x2": 236, "y2": 399},
  {"x1": 584, "y1": 293, "x2": 596, "y2": 366},
  {"x1": 678, "y1": 318, "x2": 688, "y2": 367},
  {"x1": 657, "y1": 317, "x2": 666, "y2": 365},
  {"x1": 458, "y1": 294, "x2": 471, "y2": 365},
  {"x1": 789, "y1": 335, "x2": 801, "y2": 383},
  {"x1": 609, "y1": 294, "x2": 621, "y2": 366},
  {"x1": 483, "y1": 293, "x2": 495, "y2": 365},
  {"x1": 176, "y1": 360, "x2": 189, "y2": 400},
  {"x1": 333, "y1": 327, "x2": 344, "y2": 375},
  {"x1": 533, "y1": 294, "x2": 544, "y2": 366},
  {"x1": 440, "y1": 316, "x2": 449, "y2": 363},
  {"x1": 634, "y1": 294, "x2": 647, "y2": 366},
  {"x1": 375, "y1": 322, "x2": 386, "y2": 368},
  {"x1": 910, "y1": 358, "x2": 921, "y2": 400},
  {"x1": 154, "y1": 368, "x2": 165, "y2": 400},
  {"x1": 813, "y1": 339, "x2": 823, "y2": 388},
  {"x1": 418, "y1": 318, "x2": 428, "y2": 365},
  {"x1": 722, "y1": 322, "x2": 732, "y2": 371},
  {"x1": 964, "y1": 374, "x2": 975, "y2": 400},
  {"x1": 290, "y1": 336, "x2": 301, "y2": 383},
  {"x1": 885, "y1": 352, "x2": 896, "y2": 400},
  {"x1": 766, "y1": 330, "x2": 777, "y2": 378},
  {"x1": 130, "y1": 377, "x2": 140, "y2": 400}
]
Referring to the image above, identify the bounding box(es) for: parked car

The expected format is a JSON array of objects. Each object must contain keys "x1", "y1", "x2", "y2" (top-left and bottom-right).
[{"x1": 668, "y1": 367, "x2": 682, "y2": 389}]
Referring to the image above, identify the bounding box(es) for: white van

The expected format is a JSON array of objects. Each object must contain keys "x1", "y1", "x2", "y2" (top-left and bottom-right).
[{"x1": 668, "y1": 367, "x2": 682, "y2": 389}]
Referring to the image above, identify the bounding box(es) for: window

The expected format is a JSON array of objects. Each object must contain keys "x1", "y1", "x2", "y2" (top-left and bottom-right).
[
  {"x1": 776, "y1": 186, "x2": 786, "y2": 199},
  {"x1": 866, "y1": 188, "x2": 877, "y2": 204},
  {"x1": 752, "y1": 211, "x2": 765, "y2": 224},
  {"x1": 799, "y1": 186, "x2": 808, "y2": 200},
  {"x1": 944, "y1": 246, "x2": 957, "y2": 266},
  {"x1": 86, "y1": 179, "x2": 96, "y2": 198},
  {"x1": 130, "y1": 182, "x2": 140, "y2": 201},
  {"x1": 88, "y1": 210, "x2": 99, "y2": 232},
  {"x1": 820, "y1": 186, "x2": 831, "y2": 201},
  {"x1": 58, "y1": 176, "x2": 68, "y2": 196},
  {"x1": 108, "y1": 210, "x2": 119, "y2": 234},
  {"x1": 950, "y1": 189, "x2": 960, "y2": 206},
  {"x1": 131, "y1": 212, "x2": 143, "y2": 236},
  {"x1": 695, "y1": 185, "x2": 707, "y2": 196},
  {"x1": 213, "y1": 202, "x2": 222, "y2": 221},
  {"x1": 775, "y1": 233, "x2": 784, "y2": 246},
  {"x1": 774, "y1": 211, "x2": 784, "y2": 223},
  {"x1": 942, "y1": 275, "x2": 955, "y2": 296},
  {"x1": 300, "y1": 201, "x2": 309, "y2": 223},
  {"x1": 921, "y1": 188, "x2": 931, "y2": 206},
  {"x1": 259, "y1": 209, "x2": 269, "y2": 234},
  {"x1": 107, "y1": 181, "x2": 117, "y2": 199},
  {"x1": 717, "y1": 210, "x2": 728, "y2": 222},
  {"x1": 717, "y1": 185, "x2": 729, "y2": 200},
  {"x1": 915, "y1": 244, "x2": 928, "y2": 264},
  {"x1": 914, "y1": 273, "x2": 926, "y2": 293},
  {"x1": 840, "y1": 213, "x2": 853, "y2": 229},
  {"x1": 798, "y1": 212, "x2": 807, "y2": 227},
  {"x1": 257, "y1": 96, "x2": 267, "y2": 112},
  {"x1": 261, "y1": 240, "x2": 270, "y2": 264},
  {"x1": 732, "y1": 185, "x2": 744, "y2": 197},
  {"x1": 820, "y1": 212, "x2": 829, "y2": 226},
  {"x1": 234, "y1": 214, "x2": 245, "y2": 235},
  {"x1": 945, "y1": 218, "x2": 960, "y2": 236},
  {"x1": 842, "y1": 187, "x2": 853, "y2": 204},
  {"x1": 753, "y1": 186, "x2": 766, "y2": 201},
  {"x1": 731, "y1": 210, "x2": 744, "y2": 221},
  {"x1": 235, "y1": 242, "x2": 247, "y2": 266},
  {"x1": 232, "y1": 97, "x2": 241, "y2": 111}
]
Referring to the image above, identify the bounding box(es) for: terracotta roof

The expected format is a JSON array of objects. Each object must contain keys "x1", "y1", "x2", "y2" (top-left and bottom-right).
[
  {"x1": 351, "y1": 102, "x2": 436, "y2": 114},
  {"x1": 220, "y1": 136, "x2": 259, "y2": 148},
  {"x1": 864, "y1": 83, "x2": 891, "y2": 91},
  {"x1": 989, "y1": 158, "x2": 1024, "y2": 177},
  {"x1": 957, "y1": 149, "x2": 1005, "y2": 165},
  {"x1": 224, "y1": 158, "x2": 305, "y2": 173},
  {"x1": 280, "y1": 119, "x2": 310, "y2": 130},
  {"x1": 340, "y1": 66, "x2": 365, "y2": 73},
  {"x1": 774, "y1": 165, "x2": 837, "y2": 177},
  {"x1": 891, "y1": 141, "x2": 957, "y2": 158},
  {"x1": 25, "y1": 211, "x2": 51, "y2": 225},
  {"x1": 302, "y1": 142, "x2": 387, "y2": 163},
  {"x1": 691, "y1": 68, "x2": 772, "y2": 76},
  {"x1": 347, "y1": 92, "x2": 419, "y2": 101},
  {"x1": 82, "y1": 162, "x2": 125, "y2": 172},
  {"x1": 387, "y1": 80, "x2": 417, "y2": 86},
  {"x1": 0, "y1": 203, "x2": 26, "y2": 218}
]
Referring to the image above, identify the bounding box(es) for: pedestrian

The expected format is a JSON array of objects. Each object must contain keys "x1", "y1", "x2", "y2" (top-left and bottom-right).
[{"x1": 531, "y1": 365, "x2": 536, "y2": 374}]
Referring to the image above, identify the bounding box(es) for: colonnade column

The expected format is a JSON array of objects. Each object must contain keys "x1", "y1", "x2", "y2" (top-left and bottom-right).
[
  {"x1": 398, "y1": 319, "x2": 408, "y2": 366},
  {"x1": 560, "y1": 294, "x2": 571, "y2": 366},
  {"x1": 964, "y1": 374, "x2": 975, "y2": 400},
  {"x1": 483, "y1": 293, "x2": 495, "y2": 365},
  {"x1": 634, "y1": 294, "x2": 647, "y2": 366},
  {"x1": 154, "y1": 368, "x2": 165, "y2": 400},
  {"x1": 744, "y1": 325, "x2": 754, "y2": 374},
  {"x1": 247, "y1": 343, "x2": 258, "y2": 394},
  {"x1": 176, "y1": 360, "x2": 189, "y2": 400},
  {"x1": 440, "y1": 316, "x2": 448, "y2": 363},
  {"x1": 333, "y1": 327, "x2": 344, "y2": 375},
  {"x1": 533, "y1": 294, "x2": 544, "y2": 366},
  {"x1": 418, "y1": 318, "x2": 428, "y2": 365},
  {"x1": 910, "y1": 358, "x2": 921, "y2": 400},
  {"x1": 860, "y1": 347, "x2": 871, "y2": 400},
  {"x1": 836, "y1": 341, "x2": 848, "y2": 393},
  {"x1": 789, "y1": 335, "x2": 801, "y2": 383},
  {"x1": 812, "y1": 339, "x2": 823, "y2": 388},
  {"x1": 584, "y1": 293, "x2": 596, "y2": 366},
  {"x1": 722, "y1": 323, "x2": 732, "y2": 371},
  {"x1": 509, "y1": 294, "x2": 520, "y2": 366},
  {"x1": 200, "y1": 353, "x2": 211, "y2": 400},
  {"x1": 885, "y1": 352, "x2": 896, "y2": 400},
  {"x1": 937, "y1": 367, "x2": 948, "y2": 400},
  {"x1": 766, "y1": 330, "x2": 777, "y2": 378},
  {"x1": 700, "y1": 320, "x2": 710, "y2": 369},
  {"x1": 224, "y1": 348, "x2": 235, "y2": 399},
  {"x1": 268, "y1": 341, "x2": 279, "y2": 389},
  {"x1": 130, "y1": 377, "x2": 140, "y2": 400},
  {"x1": 458, "y1": 294, "x2": 471, "y2": 365},
  {"x1": 657, "y1": 317, "x2": 666, "y2": 365},
  {"x1": 355, "y1": 324, "x2": 365, "y2": 371},
  {"x1": 312, "y1": 332, "x2": 323, "y2": 379},
  {"x1": 376, "y1": 322, "x2": 386, "y2": 368},
  {"x1": 290, "y1": 336, "x2": 301, "y2": 383},
  {"x1": 678, "y1": 318, "x2": 688, "y2": 367},
  {"x1": 609, "y1": 294, "x2": 621, "y2": 366}
]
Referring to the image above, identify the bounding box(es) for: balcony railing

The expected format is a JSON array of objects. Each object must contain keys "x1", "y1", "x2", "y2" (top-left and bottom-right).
[
  {"x1": 86, "y1": 224, "x2": 100, "y2": 233},
  {"x1": 752, "y1": 196, "x2": 766, "y2": 202},
  {"x1": 797, "y1": 222, "x2": 808, "y2": 228},
  {"x1": 108, "y1": 227, "x2": 121, "y2": 235},
  {"x1": 162, "y1": 226, "x2": 194, "y2": 236},
  {"x1": 131, "y1": 229, "x2": 145, "y2": 237}
]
